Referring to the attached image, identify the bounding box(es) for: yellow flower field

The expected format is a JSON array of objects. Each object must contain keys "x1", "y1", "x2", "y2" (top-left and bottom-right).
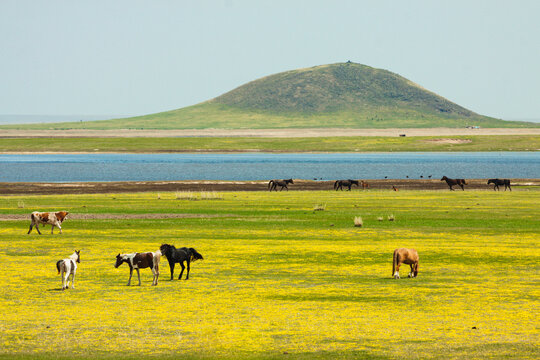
[{"x1": 0, "y1": 190, "x2": 538, "y2": 359}]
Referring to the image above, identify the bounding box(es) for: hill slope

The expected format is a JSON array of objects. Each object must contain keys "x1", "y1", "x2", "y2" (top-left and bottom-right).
[{"x1": 4, "y1": 63, "x2": 537, "y2": 129}]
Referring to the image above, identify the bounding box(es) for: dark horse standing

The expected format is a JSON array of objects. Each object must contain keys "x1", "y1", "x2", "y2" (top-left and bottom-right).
[
  {"x1": 268, "y1": 179, "x2": 294, "y2": 191},
  {"x1": 487, "y1": 178, "x2": 511, "y2": 191},
  {"x1": 334, "y1": 179, "x2": 359, "y2": 191},
  {"x1": 159, "y1": 244, "x2": 203, "y2": 280},
  {"x1": 441, "y1": 176, "x2": 467, "y2": 191}
]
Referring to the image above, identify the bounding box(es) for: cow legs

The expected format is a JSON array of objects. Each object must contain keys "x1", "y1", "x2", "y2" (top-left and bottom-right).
[
  {"x1": 35, "y1": 223, "x2": 42, "y2": 235},
  {"x1": 27, "y1": 223, "x2": 34, "y2": 234}
]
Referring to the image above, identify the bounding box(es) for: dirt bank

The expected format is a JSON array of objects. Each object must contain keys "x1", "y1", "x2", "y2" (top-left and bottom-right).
[
  {"x1": 1, "y1": 179, "x2": 538, "y2": 195},
  {"x1": 0, "y1": 213, "x2": 232, "y2": 221}
]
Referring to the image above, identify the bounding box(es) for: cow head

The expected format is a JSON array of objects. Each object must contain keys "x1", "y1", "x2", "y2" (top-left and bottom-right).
[{"x1": 56, "y1": 211, "x2": 69, "y2": 222}]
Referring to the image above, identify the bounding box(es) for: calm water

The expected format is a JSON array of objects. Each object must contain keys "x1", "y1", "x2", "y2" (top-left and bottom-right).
[{"x1": 0, "y1": 152, "x2": 538, "y2": 182}]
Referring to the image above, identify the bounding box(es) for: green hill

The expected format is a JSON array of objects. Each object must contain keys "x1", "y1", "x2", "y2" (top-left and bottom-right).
[{"x1": 5, "y1": 62, "x2": 538, "y2": 129}]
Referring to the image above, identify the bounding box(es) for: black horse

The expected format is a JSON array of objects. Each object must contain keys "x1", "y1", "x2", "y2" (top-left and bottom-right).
[
  {"x1": 487, "y1": 178, "x2": 511, "y2": 191},
  {"x1": 159, "y1": 244, "x2": 203, "y2": 280},
  {"x1": 334, "y1": 179, "x2": 359, "y2": 191},
  {"x1": 268, "y1": 179, "x2": 294, "y2": 191},
  {"x1": 441, "y1": 176, "x2": 467, "y2": 191}
]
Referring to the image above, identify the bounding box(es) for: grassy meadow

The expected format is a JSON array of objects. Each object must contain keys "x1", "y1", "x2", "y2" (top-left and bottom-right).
[
  {"x1": 0, "y1": 135, "x2": 539, "y2": 152},
  {"x1": 0, "y1": 189, "x2": 538, "y2": 359}
]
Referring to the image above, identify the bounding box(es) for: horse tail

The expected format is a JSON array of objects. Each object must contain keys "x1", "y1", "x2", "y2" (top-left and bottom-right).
[
  {"x1": 56, "y1": 260, "x2": 63, "y2": 274},
  {"x1": 189, "y1": 248, "x2": 204, "y2": 261},
  {"x1": 462, "y1": 179, "x2": 467, "y2": 185},
  {"x1": 392, "y1": 249, "x2": 397, "y2": 277},
  {"x1": 334, "y1": 181, "x2": 339, "y2": 190}
]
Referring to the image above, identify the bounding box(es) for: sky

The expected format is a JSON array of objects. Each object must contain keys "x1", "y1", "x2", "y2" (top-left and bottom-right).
[{"x1": 1, "y1": 0, "x2": 539, "y2": 122}]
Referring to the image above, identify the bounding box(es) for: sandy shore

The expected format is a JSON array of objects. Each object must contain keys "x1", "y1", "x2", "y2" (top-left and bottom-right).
[
  {"x1": 1, "y1": 128, "x2": 540, "y2": 138},
  {"x1": 1, "y1": 179, "x2": 538, "y2": 195}
]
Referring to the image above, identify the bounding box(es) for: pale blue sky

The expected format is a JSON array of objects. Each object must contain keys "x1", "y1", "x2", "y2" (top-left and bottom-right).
[{"x1": 1, "y1": 0, "x2": 539, "y2": 121}]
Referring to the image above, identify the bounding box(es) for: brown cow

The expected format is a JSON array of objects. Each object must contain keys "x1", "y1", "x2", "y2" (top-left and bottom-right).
[{"x1": 28, "y1": 211, "x2": 69, "y2": 235}]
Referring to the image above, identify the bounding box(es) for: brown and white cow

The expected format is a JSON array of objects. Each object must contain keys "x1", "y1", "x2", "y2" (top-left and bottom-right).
[{"x1": 28, "y1": 211, "x2": 69, "y2": 235}]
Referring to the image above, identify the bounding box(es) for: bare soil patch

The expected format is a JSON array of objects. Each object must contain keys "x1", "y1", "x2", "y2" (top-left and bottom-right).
[
  {"x1": 0, "y1": 213, "x2": 230, "y2": 221},
  {"x1": 425, "y1": 138, "x2": 473, "y2": 144}
]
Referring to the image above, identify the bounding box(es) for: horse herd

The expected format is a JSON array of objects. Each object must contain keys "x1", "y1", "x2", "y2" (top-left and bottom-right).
[
  {"x1": 268, "y1": 177, "x2": 513, "y2": 191},
  {"x1": 41, "y1": 177, "x2": 513, "y2": 289},
  {"x1": 56, "y1": 244, "x2": 203, "y2": 290},
  {"x1": 56, "y1": 244, "x2": 415, "y2": 290}
]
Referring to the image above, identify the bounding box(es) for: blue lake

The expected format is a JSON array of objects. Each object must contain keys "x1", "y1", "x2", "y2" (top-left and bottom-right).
[{"x1": 0, "y1": 152, "x2": 538, "y2": 182}]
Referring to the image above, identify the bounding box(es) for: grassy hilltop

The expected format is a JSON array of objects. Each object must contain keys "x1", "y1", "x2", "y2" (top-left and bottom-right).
[{"x1": 3, "y1": 63, "x2": 537, "y2": 130}]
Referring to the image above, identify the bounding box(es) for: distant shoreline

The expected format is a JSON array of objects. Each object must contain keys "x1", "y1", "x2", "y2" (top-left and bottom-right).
[{"x1": 2, "y1": 127, "x2": 540, "y2": 138}]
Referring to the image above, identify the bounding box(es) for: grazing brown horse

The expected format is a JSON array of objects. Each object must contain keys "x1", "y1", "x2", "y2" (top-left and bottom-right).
[
  {"x1": 334, "y1": 179, "x2": 359, "y2": 191},
  {"x1": 441, "y1": 176, "x2": 467, "y2": 191},
  {"x1": 115, "y1": 251, "x2": 161, "y2": 286},
  {"x1": 392, "y1": 248, "x2": 419, "y2": 279},
  {"x1": 361, "y1": 181, "x2": 369, "y2": 189},
  {"x1": 268, "y1": 179, "x2": 294, "y2": 191},
  {"x1": 487, "y1": 178, "x2": 511, "y2": 191}
]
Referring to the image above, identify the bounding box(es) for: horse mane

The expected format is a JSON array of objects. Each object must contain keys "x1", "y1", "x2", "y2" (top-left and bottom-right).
[{"x1": 160, "y1": 243, "x2": 176, "y2": 258}]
